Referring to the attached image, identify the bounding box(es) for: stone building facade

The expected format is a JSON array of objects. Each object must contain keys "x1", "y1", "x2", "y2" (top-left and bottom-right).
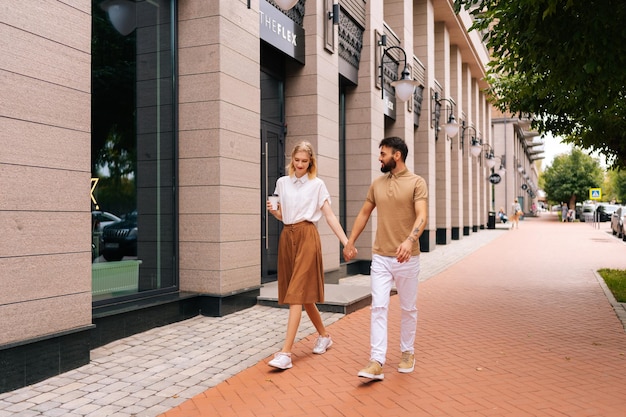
[{"x1": 0, "y1": 0, "x2": 541, "y2": 392}]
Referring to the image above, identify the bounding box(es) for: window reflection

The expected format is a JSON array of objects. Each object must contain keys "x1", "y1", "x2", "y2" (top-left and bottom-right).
[{"x1": 91, "y1": 0, "x2": 176, "y2": 302}]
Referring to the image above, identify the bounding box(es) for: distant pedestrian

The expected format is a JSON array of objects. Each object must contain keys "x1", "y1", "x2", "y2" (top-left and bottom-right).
[
  {"x1": 343, "y1": 136, "x2": 428, "y2": 381},
  {"x1": 498, "y1": 207, "x2": 508, "y2": 224},
  {"x1": 561, "y1": 202, "x2": 568, "y2": 222},
  {"x1": 511, "y1": 199, "x2": 523, "y2": 229},
  {"x1": 266, "y1": 141, "x2": 354, "y2": 370}
]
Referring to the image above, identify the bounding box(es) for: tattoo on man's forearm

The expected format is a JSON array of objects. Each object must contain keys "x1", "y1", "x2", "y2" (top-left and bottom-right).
[{"x1": 413, "y1": 219, "x2": 424, "y2": 236}]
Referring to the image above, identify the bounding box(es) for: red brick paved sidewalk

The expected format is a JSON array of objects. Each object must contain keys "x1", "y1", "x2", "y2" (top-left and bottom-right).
[{"x1": 161, "y1": 214, "x2": 626, "y2": 417}]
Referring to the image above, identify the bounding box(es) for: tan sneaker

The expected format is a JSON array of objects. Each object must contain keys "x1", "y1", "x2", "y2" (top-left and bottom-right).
[
  {"x1": 398, "y1": 351, "x2": 415, "y2": 373},
  {"x1": 357, "y1": 360, "x2": 384, "y2": 380}
]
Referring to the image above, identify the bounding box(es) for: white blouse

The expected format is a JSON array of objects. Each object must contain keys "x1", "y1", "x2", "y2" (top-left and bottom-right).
[{"x1": 273, "y1": 175, "x2": 331, "y2": 225}]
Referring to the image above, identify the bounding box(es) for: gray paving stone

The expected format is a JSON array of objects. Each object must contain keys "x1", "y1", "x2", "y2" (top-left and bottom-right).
[
  {"x1": 59, "y1": 396, "x2": 96, "y2": 412},
  {"x1": 41, "y1": 409, "x2": 81, "y2": 417},
  {"x1": 30, "y1": 401, "x2": 62, "y2": 413},
  {"x1": 4, "y1": 401, "x2": 37, "y2": 413},
  {"x1": 28, "y1": 391, "x2": 60, "y2": 405},
  {"x1": 81, "y1": 405, "x2": 123, "y2": 417},
  {"x1": 72, "y1": 403, "x2": 102, "y2": 416},
  {"x1": 93, "y1": 390, "x2": 130, "y2": 406}
]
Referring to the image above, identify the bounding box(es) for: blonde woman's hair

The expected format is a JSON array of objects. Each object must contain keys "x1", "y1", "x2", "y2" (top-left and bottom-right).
[{"x1": 288, "y1": 141, "x2": 317, "y2": 179}]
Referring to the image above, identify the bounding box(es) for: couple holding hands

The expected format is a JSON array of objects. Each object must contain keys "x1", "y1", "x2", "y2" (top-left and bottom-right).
[{"x1": 266, "y1": 137, "x2": 427, "y2": 380}]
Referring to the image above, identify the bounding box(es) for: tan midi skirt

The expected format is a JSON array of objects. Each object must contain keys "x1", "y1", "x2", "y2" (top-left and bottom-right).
[{"x1": 277, "y1": 221, "x2": 324, "y2": 305}]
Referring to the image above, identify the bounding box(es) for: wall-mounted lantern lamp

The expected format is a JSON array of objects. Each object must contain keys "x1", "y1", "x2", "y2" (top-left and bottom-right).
[
  {"x1": 485, "y1": 151, "x2": 497, "y2": 169},
  {"x1": 486, "y1": 154, "x2": 506, "y2": 175},
  {"x1": 496, "y1": 157, "x2": 506, "y2": 176},
  {"x1": 471, "y1": 139, "x2": 506, "y2": 176},
  {"x1": 461, "y1": 121, "x2": 478, "y2": 151},
  {"x1": 100, "y1": 0, "x2": 138, "y2": 36},
  {"x1": 432, "y1": 92, "x2": 459, "y2": 141},
  {"x1": 328, "y1": 3, "x2": 339, "y2": 25},
  {"x1": 378, "y1": 35, "x2": 420, "y2": 102},
  {"x1": 470, "y1": 138, "x2": 496, "y2": 165},
  {"x1": 249, "y1": 0, "x2": 299, "y2": 10},
  {"x1": 470, "y1": 138, "x2": 490, "y2": 158},
  {"x1": 274, "y1": 0, "x2": 300, "y2": 9}
]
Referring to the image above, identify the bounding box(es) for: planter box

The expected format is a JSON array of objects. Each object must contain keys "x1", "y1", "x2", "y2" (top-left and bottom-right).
[{"x1": 92, "y1": 260, "x2": 141, "y2": 296}]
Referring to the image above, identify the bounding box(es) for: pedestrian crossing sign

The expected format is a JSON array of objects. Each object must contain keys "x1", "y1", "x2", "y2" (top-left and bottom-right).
[{"x1": 590, "y1": 188, "x2": 602, "y2": 200}]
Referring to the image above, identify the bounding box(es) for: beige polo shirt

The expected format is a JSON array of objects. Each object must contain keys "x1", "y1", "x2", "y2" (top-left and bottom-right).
[{"x1": 366, "y1": 168, "x2": 428, "y2": 256}]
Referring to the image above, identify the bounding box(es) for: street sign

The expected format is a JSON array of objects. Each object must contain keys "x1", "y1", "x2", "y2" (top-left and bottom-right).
[
  {"x1": 489, "y1": 173, "x2": 501, "y2": 184},
  {"x1": 590, "y1": 188, "x2": 601, "y2": 200}
]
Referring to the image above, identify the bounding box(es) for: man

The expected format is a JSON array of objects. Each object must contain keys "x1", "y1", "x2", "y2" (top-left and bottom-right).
[{"x1": 343, "y1": 136, "x2": 428, "y2": 381}]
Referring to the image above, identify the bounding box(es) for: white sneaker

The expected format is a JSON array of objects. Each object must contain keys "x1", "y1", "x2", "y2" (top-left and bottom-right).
[
  {"x1": 268, "y1": 352, "x2": 292, "y2": 369},
  {"x1": 312, "y1": 335, "x2": 333, "y2": 354}
]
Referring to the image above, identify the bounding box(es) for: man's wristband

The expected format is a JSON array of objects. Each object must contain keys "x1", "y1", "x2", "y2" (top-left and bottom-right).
[{"x1": 407, "y1": 236, "x2": 416, "y2": 243}]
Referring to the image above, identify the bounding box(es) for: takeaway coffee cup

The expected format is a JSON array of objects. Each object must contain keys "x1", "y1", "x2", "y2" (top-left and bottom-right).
[{"x1": 268, "y1": 194, "x2": 279, "y2": 210}]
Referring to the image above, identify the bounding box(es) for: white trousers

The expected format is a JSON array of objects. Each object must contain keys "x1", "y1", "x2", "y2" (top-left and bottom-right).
[{"x1": 369, "y1": 254, "x2": 420, "y2": 365}]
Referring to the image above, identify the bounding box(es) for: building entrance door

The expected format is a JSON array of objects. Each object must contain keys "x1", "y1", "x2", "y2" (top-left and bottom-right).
[{"x1": 261, "y1": 120, "x2": 284, "y2": 283}]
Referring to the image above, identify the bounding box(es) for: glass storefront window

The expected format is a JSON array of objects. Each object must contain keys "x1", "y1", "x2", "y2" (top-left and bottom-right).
[{"x1": 91, "y1": 0, "x2": 176, "y2": 303}]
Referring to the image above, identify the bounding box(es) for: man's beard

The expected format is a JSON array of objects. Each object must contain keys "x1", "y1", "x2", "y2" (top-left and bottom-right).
[{"x1": 380, "y1": 159, "x2": 396, "y2": 173}]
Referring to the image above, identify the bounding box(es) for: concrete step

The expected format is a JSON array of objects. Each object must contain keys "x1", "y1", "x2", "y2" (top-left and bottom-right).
[{"x1": 257, "y1": 274, "x2": 395, "y2": 315}]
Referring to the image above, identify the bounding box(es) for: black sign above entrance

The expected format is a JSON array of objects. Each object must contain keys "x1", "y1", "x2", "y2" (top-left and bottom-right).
[
  {"x1": 259, "y1": 0, "x2": 305, "y2": 64},
  {"x1": 489, "y1": 173, "x2": 502, "y2": 184}
]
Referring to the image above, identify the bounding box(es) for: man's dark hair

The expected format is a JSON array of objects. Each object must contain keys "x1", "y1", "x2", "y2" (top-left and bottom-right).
[{"x1": 379, "y1": 136, "x2": 408, "y2": 162}]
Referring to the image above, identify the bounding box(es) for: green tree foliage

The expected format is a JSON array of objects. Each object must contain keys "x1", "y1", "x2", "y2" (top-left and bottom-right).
[
  {"x1": 602, "y1": 170, "x2": 617, "y2": 203},
  {"x1": 92, "y1": 4, "x2": 137, "y2": 214},
  {"x1": 542, "y1": 149, "x2": 603, "y2": 206},
  {"x1": 454, "y1": 0, "x2": 626, "y2": 168},
  {"x1": 607, "y1": 169, "x2": 626, "y2": 204}
]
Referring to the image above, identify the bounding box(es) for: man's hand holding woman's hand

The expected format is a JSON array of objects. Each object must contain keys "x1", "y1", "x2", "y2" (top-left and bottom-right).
[{"x1": 343, "y1": 242, "x2": 358, "y2": 261}]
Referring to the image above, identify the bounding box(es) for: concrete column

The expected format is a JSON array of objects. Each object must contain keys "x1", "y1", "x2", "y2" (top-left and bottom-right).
[
  {"x1": 343, "y1": 0, "x2": 386, "y2": 260},
  {"x1": 0, "y1": 1, "x2": 92, "y2": 346},
  {"x1": 449, "y1": 45, "x2": 463, "y2": 240},
  {"x1": 461, "y1": 64, "x2": 474, "y2": 235},
  {"x1": 285, "y1": 0, "x2": 342, "y2": 272},
  {"x1": 0, "y1": 1, "x2": 93, "y2": 386},
  {"x1": 471, "y1": 79, "x2": 482, "y2": 231},
  {"x1": 434, "y1": 22, "x2": 451, "y2": 246},
  {"x1": 413, "y1": 0, "x2": 437, "y2": 252},
  {"x1": 480, "y1": 88, "x2": 493, "y2": 226},
  {"x1": 178, "y1": 1, "x2": 261, "y2": 294},
  {"x1": 384, "y1": 0, "x2": 416, "y2": 162}
]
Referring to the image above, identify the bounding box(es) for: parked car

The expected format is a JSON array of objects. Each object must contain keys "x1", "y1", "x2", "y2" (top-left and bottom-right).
[
  {"x1": 92, "y1": 211, "x2": 121, "y2": 260},
  {"x1": 92, "y1": 210, "x2": 121, "y2": 231},
  {"x1": 610, "y1": 207, "x2": 626, "y2": 237},
  {"x1": 102, "y1": 211, "x2": 138, "y2": 261},
  {"x1": 621, "y1": 220, "x2": 626, "y2": 242},
  {"x1": 578, "y1": 202, "x2": 596, "y2": 222},
  {"x1": 596, "y1": 203, "x2": 620, "y2": 222}
]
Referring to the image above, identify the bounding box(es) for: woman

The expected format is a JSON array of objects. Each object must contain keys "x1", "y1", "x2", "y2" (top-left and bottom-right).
[
  {"x1": 511, "y1": 199, "x2": 523, "y2": 229},
  {"x1": 266, "y1": 141, "x2": 355, "y2": 370}
]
